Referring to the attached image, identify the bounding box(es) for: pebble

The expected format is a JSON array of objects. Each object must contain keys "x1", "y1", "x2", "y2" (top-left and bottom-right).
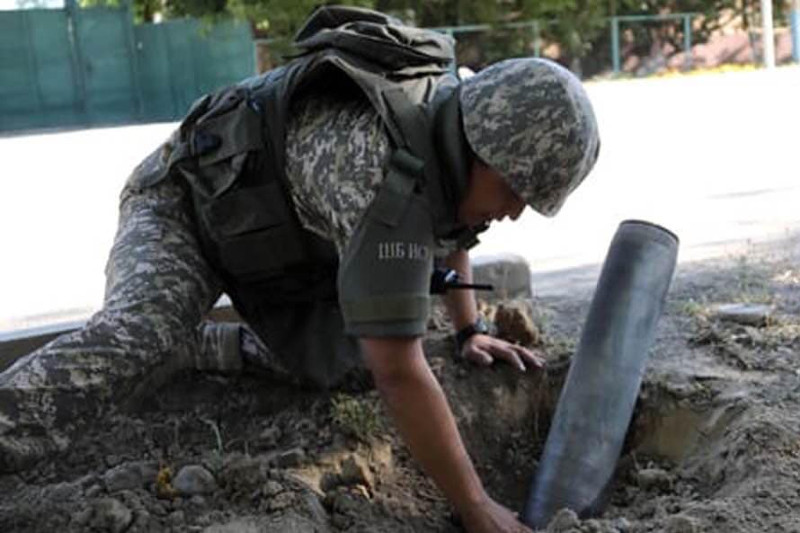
[
  {"x1": 70, "y1": 506, "x2": 93, "y2": 527},
  {"x1": 340, "y1": 455, "x2": 374, "y2": 490},
  {"x1": 90, "y1": 498, "x2": 133, "y2": 533},
  {"x1": 104, "y1": 461, "x2": 156, "y2": 492},
  {"x1": 611, "y1": 517, "x2": 632, "y2": 532},
  {"x1": 173, "y1": 465, "x2": 217, "y2": 496},
  {"x1": 47, "y1": 481, "x2": 82, "y2": 502},
  {"x1": 263, "y1": 480, "x2": 284, "y2": 497},
  {"x1": 664, "y1": 513, "x2": 697, "y2": 533},
  {"x1": 85, "y1": 483, "x2": 104, "y2": 498},
  {"x1": 547, "y1": 508, "x2": 580, "y2": 532},
  {"x1": 276, "y1": 447, "x2": 306, "y2": 468},
  {"x1": 259, "y1": 426, "x2": 282, "y2": 447},
  {"x1": 636, "y1": 468, "x2": 673, "y2": 491},
  {"x1": 168, "y1": 510, "x2": 186, "y2": 527}
]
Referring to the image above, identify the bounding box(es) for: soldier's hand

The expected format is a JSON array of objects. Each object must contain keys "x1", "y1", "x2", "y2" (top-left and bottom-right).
[
  {"x1": 460, "y1": 334, "x2": 545, "y2": 372},
  {"x1": 459, "y1": 495, "x2": 533, "y2": 533}
]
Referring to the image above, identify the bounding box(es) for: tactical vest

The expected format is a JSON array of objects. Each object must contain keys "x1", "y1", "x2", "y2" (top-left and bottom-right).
[{"x1": 134, "y1": 7, "x2": 479, "y2": 385}]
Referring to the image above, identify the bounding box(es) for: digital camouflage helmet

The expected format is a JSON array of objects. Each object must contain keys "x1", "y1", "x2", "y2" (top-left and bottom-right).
[{"x1": 460, "y1": 58, "x2": 600, "y2": 217}]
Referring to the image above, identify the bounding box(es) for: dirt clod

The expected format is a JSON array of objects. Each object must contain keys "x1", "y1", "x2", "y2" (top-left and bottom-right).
[
  {"x1": 547, "y1": 508, "x2": 581, "y2": 532},
  {"x1": 494, "y1": 301, "x2": 542, "y2": 347}
]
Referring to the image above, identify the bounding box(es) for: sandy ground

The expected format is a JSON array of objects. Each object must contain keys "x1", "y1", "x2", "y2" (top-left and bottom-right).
[
  {"x1": 1, "y1": 66, "x2": 799, "y2": 333},
  {"x1": 2, "y1": 231, "x2": 799, "y2": 532}
]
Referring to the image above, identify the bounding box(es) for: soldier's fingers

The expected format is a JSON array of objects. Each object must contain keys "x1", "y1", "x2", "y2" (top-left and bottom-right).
[
  {"x1": 489, "y1": 342, "x2": 526, "y2": 372},
  {"x1": 465, "y1": 346, "x2": 494, "y2": 366},
  {"x1": 515, "y1": 345, "x2": 546, "y2": 369}
]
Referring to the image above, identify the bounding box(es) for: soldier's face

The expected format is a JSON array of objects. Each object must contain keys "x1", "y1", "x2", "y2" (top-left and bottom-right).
[{"x1": 458, "y1": 159, "x2": 526, "y2": 227}]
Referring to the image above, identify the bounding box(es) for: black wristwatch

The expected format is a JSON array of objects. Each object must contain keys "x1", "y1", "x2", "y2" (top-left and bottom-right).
[{"x1": 455, "y1": 317, "x2": 490, "y2": 354}]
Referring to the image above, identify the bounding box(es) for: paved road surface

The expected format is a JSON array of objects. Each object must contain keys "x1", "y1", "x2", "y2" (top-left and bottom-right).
[{"x1": 1, "y1": 67, "x2": 799, "y2": 334}]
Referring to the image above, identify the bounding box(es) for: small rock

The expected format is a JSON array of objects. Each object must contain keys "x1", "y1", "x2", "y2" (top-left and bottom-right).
[
  {"x1": 714, "y1": 303, "x2": 771, "y2": 327},
  {"x1": 70, "y1": 506, "x2": 93, "y2": 527},
  {"x1": 47, "y1": 481, "x2": 82, "y2": 502},
  {"x1": 104, "y1": 461, "x2": 157, "y2": 492},
  {"x1": 77, "y1": 473, "x2": 99, "y2": 488},
  {"x1": 494, "y1": 301, "x2": 541, "y2": 347},
  {"x1": 611, "y1": 517, "x2": 632, "y2": 532},
  {"x1": 276, "y1": 448, "x2": 306, "y2": 468},
  {"x1": 472, "y1": 254, "x2": 532, "y2": 300},
  {"x1": 664, "y1": 513, "x2": 697, "y2": 533},
  {"x1": 85, "y1": 483, "x2": 104, "y2": 498},
  {"x1": 340, "y1": 455, "x2": 374, "y2": 490},
  {"x1": 168, "y1": 510, "x2": 186, "y2": 527},
  {"x1": 259, "y1": 426, "x2": 282, "y2": 447},
  {"x1": 90, "y1": 498, "x2": 133, "y2": 533},
  {"x1": 263, "y1": 480, "x2": 285, "y2": 497},
  {"x1": 266, "y1": 491, "x2": 295, "y2": 512},
  {"x1": 300, "y1": 491, "x2": 329, "y2": 526},
  {"x1": 547, "y1": 508, "x2": 580, "y2": 532},
  {"x1": 190, "y1": 495, "x2": 207, "y2": 507},
  {"x1": 636, "y1": 468, "x2": 673, "y2": 491},
  {"x1": 173, "y1": 465, "x2": 217, "y2": 496}
]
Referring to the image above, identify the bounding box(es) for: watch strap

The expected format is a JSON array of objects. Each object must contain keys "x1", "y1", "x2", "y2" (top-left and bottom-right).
[{"x1": 455, "y1": 317, "x2": 490, "y2": 354}]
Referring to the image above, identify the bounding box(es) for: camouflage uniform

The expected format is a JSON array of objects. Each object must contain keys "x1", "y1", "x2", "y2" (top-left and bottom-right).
[
  {"x1": 0, "y1": 93, "x2": 390, "y2": 473},
  {"x1": 0, "y1": 57, "x2": 601, "y2": 473}
]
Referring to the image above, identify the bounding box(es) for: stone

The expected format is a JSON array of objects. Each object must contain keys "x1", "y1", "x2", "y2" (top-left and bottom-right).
[
  {"x1": 340, "y1": 455, "x2": 374, "y2": 490},
  {"x1": 258, "y1": 426, "x2": 282, "y2": 447},
  {"x1": 85, "y1": 483, "x2": 104, "y2": 498},
  {"x1": 168, "y1": 510, "x2": 186, "y2": 527},
  {"x1": 263, "y1": 480, "x2": 284, "y2": 497},
  {"x1": 90, "y1": 498, "x2": 133, "y2": 533},
  {"x1": 70, "y1": 506, "x2": 93, "y2": 527},
  {"x1": 104, "y1": 461, "x2": 158, "y2": 492},
  {"x1": 276, "y1": 447, "x2": 306, "y2": 468},
  {"x1": 636, "y1": 468, "x2": 673, "y2": 491},
  {"x1": 611, "y1": 517, "x2": 632, "y2": 532},
  {"x1": 266, "y1": 491, "x2": 295, "y2": 512},
  {"x1": 46, "y1": 481, "x2": 82, "y2": 502},
  {"x1": 300, "y1": 491, "x2": 330, "y2": 526},
  {"x1": 664, "y1": 513, "x2": 697, "y2": 533},
  {"x1": 713, "y1": 303, "x2": 772, "y2": 327},
  {"x1": 546, "y1": 508, "x2": 580, "y2": 532},
  {"x1": 472, "y1": 254, "x2": 532, "y2": 300},
  {"x1": 173, "y1": 465, "x2": 217, "y2": 496},
  {"x1": 494, "y1": 301, "x2": 542, "y2": 347}
]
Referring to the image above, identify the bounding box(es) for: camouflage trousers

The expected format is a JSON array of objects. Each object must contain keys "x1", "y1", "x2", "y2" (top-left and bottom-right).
[{"x1": 0, "y1": 177, "x2": 281, "y2": 473}]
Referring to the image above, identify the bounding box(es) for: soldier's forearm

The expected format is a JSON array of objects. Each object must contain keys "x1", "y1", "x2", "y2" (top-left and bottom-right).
[
  {"x1": 442, "y1": 249, "x2": 479, "y2": 331},
  {"x1": 360, "y1": 337, "x2": 487, "y2": 514}
]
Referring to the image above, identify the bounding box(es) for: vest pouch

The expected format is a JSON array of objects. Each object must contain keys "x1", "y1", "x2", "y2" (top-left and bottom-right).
[{"x1": 203, "y1": 181, "x2": 307, "y2": 280}]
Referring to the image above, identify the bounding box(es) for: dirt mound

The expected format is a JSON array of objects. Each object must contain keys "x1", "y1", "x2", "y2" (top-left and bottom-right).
[{"x1": 2, "y1": 236, "x2": 800, "y2": 532}]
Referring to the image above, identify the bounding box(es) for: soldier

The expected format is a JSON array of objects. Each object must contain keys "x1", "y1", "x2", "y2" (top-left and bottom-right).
[{"x1": 0, "y1": 7, "x2": 599, "y2": 533}]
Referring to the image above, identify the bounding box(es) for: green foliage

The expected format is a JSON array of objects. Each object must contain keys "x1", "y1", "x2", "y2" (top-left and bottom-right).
[
  {"x1": 77, "y1": 0, "x2": 781, "y2": 74},
  {"x1": 331, "y1": 393, "x2": 383, "y2": 443}
]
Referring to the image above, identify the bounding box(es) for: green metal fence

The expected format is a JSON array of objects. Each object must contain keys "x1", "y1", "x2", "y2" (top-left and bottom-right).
[{"x1": 0, "y1": 6, "x2": 254, "y2": 133}]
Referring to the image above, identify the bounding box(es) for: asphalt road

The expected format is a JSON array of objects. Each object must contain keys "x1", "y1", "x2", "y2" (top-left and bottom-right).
[{"x1": 1, "y1": 66, "x2": 799, "y2": 333}]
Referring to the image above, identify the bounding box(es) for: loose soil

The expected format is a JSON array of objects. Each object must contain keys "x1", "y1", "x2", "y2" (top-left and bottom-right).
[{"x1": 2, "y1": 233, "x2": 800, "y2": 533}]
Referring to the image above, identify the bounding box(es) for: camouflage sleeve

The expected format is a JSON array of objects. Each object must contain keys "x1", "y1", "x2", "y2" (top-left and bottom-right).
[
  {"x1": 0, "y1": 161, "x2": 223, "y2": 473},
  {"x1": 285, "y1": 94, "x2": 435, "y2": 338},
  {"x1": 284, "y1": 93, "x2": 390, "y2": 255},
  {"x1": 337, "y1": 192, "x2": 435, "y2": 338}
]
